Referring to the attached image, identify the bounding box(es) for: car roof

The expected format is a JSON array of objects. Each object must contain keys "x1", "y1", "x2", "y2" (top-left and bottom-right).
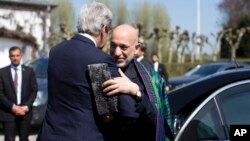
[
  {"x1": 200, "y1": 61, "x2": 248, "y2": 66},
  {"x1": 205, "y1": 61, "x2": 245, "y2": 65},
  {"x1": 168, "y1": 69, "x2": 250, "y2": 115},
  {"x1": 201, "y1": 61, "x2": 248, "y2": 69},
  {"x1": 25, "y1": 58, "x2": 49, "y2": 78},
  {"x1": 183, "y1": 61, "x2": 249, "y2": 77}
]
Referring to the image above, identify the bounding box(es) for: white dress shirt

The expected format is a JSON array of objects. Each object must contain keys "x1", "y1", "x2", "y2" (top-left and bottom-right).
[
  {"x1": 79, "y1": 33, "x2": 97, "y2": 47},
  {"x1": 136, "y1": 56, "x2": 144, "y2": 62},
  {"x1": 153, "y1": 62, "x2": 159, "y2": 72},
  {"x1": 11, "y1": 65, "x2": 22, "y2": 105}
]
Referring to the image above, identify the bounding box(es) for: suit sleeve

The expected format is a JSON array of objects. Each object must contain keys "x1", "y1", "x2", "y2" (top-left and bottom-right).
[
  {"x1": 104, "y1": 56, "x2": 119, "y2": 77},
  {"x1": 23, "y1": 68, "x2": 38, "y2": 108},
  {"x1": 135, "y1": 92, "x2": 157, "y2": 123},
  {"x1": 103, "y1": 56, "x2": 140, "y2": 118},
  {"x1": 161, "y1": 64, "x2": 169, "y2": 84},
  {"x1": 0, "y1": 69, "x2": 14, "y2": 109}
]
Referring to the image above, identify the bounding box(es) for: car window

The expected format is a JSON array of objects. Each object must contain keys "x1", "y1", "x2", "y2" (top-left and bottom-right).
[
  {"x1": 177, "y1": 100, "x2": 227, "y2": 141},
  {"x1": 185, "y1": 64, "x2": 221, "y2": 77},
  {"x1": 218, "y1": 83, "x2": 250, "y2": 127},
  {"x1": 28, "y1": 59, "x2": 48, "y2": 78}
]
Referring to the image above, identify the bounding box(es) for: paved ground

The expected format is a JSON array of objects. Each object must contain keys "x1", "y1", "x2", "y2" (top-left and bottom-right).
[
  {"x1": 0, "y1": 134, "x2": 38, "y2": 141},
  {"x1": 0, "y1": 126, "x2": 39, "y2": 141}
]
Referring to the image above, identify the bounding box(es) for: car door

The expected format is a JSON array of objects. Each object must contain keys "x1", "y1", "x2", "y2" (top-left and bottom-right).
[
  {"x1": 217, "y1": 80, "x2": 250, "y2": 140},
  {"x1": 175, "y1": 80, "x2": 250, "y2": 141}
]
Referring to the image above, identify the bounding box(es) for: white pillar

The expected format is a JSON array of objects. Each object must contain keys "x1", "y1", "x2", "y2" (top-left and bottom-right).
[{"x1": 195, "y1": 0, "x2": 201, "y2": 61}]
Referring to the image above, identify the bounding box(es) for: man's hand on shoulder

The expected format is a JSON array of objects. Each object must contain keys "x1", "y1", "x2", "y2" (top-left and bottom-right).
[{"x1": 102, "y1": 68, "x2": 140, "y2": 96}]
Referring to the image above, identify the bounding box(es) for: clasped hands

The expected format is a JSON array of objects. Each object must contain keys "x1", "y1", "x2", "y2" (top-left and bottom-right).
[
  {"x1": 102, "y1": 68, "x2": 139, "y2": 96},
  {"x1": 12, "y1": 104, "x2": 29, "y2": 116}
]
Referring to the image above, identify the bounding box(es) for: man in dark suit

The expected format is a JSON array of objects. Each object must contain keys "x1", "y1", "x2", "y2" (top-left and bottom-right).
[
  {"x1": 151, "y1": 53, "x2": 169, "y2": 84},
  {"x1": 0, "y1": 46, "x2": 38, "y2": 141},
  {"x1": 37, "y1": 2, "x2": 146, "y2": 141},
  {"x1": 102, "y1": 24, "x2": 173, "y2": 141},
  {"x1": 134, "y1": 43, "x2": 151, "y2": 67}
]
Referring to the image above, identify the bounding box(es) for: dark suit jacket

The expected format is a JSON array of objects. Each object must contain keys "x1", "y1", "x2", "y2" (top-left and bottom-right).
[
  {"x1": 116, "y1": 60, "x2": 157, "y2": 141},
  {"x1": 157, "y1": 63, "x2": 169, "y2": 84},
  {"x1": 139, "y1": 57, "x2": 151, "y2": 67},
  {"x1": 0, "y1": 65, "x2": 37, "y2": 121},
  {"x1": 115, "y1": 59, "x2": 173, "y2": 141},
  {"x1": 37, "y1": 34, "x2": 146, "y2": 141}
]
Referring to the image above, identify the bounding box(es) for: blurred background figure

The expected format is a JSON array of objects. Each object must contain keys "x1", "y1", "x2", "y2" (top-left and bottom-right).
[
  {"x1": 0, "y1": 46, "x2": 37, "y2": 141},
  {"x1": 134, "y1": 43, "x2": 151, "y2": 67},
  {"x1": 151, "y1": 53, "x2": 169, "y2": 84}
]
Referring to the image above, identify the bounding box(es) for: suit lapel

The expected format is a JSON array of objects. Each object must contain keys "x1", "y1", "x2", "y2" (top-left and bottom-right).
[
  {"x1": 134, "y1": 60, "x2": 156, "y2": 103},
  {"x1": 21, "y1": 65, "x2": 26, "y2": 102},
  {"x1": 158, "y1": 64, "x2": 162, "y2": 72},
  {"x1": 6, "y1": 66, "x2": 17, "y2": 99},
  {"x1": 124, "y1": 61, "x2": 137, "y2": 80}
]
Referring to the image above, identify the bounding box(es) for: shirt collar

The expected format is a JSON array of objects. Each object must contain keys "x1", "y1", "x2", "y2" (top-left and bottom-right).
[
  {"x1": 79, "y1": 33, "x2": 97, "y2": 47},
  {"x1": 136, "y1": 56, "x2": 144, "y2": 62},
  {"x1": 154, "y1": 62, "x2": 159, "y2": 65},
  {"x1": 11, "y1": 64, "x2": 21, "y2": 70}
]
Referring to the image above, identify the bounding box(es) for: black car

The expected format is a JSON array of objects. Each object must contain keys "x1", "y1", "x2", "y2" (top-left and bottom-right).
[
  {"x1": 168, "y1": 69, "x2": 250, "y2": 141},
  {"x1": 168, "y1": 61, "x2": 250, "y2": 90},
  {"x1": 25, "y1": 58, "x2": 48, "y2": 126}
]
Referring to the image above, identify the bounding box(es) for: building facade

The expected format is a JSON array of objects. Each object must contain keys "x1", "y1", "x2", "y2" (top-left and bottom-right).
[{"x1": 0, "y1": 0, "x2": 56, "y2": 68}]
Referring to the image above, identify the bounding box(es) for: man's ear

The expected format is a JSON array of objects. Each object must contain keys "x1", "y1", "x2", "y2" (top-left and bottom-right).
[
  {"x1": 102, "y1": 26, "x2": 106, "y2": 33},
  {"x1": 100, "y1": 26, "x2": 105, "y2": 36},
  {"x1": 99, "y1": 26, "x2": 107, "y2": 43},
  {"x1": 134, "y1": 43, "x2": 141, "y2": 55},
  {"x1": 101, "y1": 25, "x2": 110, "y2": 35},
  {"x1": 135, "y1": 43, "x2": 141, "y2": 50}
]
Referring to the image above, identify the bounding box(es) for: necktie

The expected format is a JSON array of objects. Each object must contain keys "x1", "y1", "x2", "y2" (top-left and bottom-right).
[{"x1": 14, "y1": 68, "x2": 18, "y2": 93}]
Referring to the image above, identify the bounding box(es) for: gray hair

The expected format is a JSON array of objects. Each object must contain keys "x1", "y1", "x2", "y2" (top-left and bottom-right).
[{"x1": 77, "y1": 1, "x2": 112, "y2": 36}]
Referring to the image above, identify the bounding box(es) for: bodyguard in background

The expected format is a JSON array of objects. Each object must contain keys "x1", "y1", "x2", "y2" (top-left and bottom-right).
[
  {"x1": 135, "y1": 43, "x2": 151, "y2": 67},
  {"x1": 0, "y1": 46, "x2": 38, "y2": 141},
  {"x1": 151, "y1": 53, "x2": 169, "y2": 84}
]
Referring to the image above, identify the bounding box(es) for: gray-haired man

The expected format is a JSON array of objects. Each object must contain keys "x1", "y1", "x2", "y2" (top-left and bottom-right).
[{"x1": 36, "y1": 2, "x2": 116, "y2": 141}]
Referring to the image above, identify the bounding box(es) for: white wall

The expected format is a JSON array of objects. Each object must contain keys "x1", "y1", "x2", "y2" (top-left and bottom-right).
[{"x1": 0, "y1": 6, "x2": 51, "y2": 51}]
